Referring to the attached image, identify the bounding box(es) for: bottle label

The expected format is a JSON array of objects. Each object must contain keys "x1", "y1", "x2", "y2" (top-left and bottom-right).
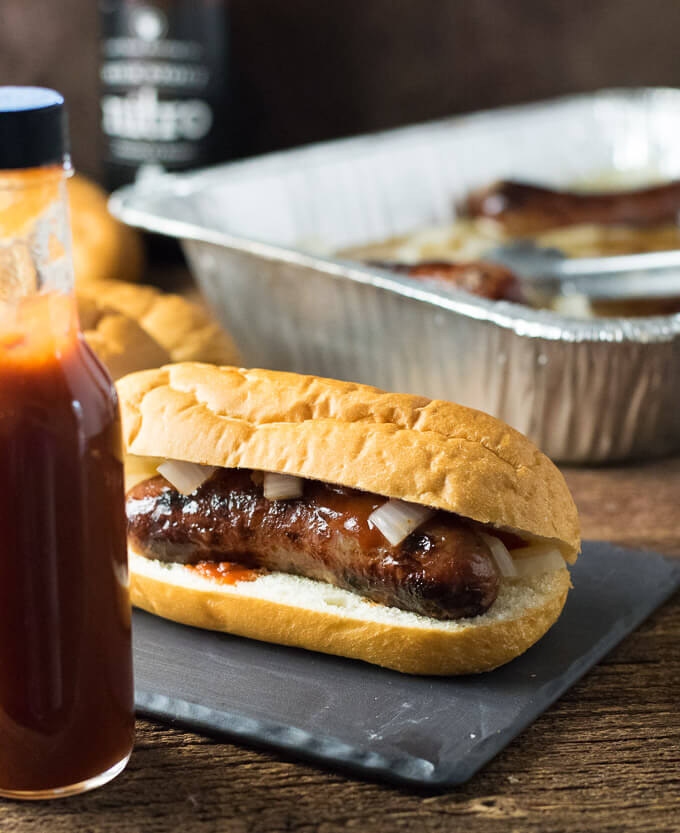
[{"x1": 99, "y1": 2, "x2": 228, "y2": 183}]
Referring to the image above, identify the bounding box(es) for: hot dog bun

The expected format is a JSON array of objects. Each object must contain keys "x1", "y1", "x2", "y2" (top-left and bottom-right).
[
  {"x1": 78, "y1": 279, "x2": 240, "y2": 366},
  {"x1": 129, "y1": 548, "x2": 571, "y2": 675},
  {"x1": 118, "y1": 364, "x2": 580, "y2": 674},
  {"x1": 119, "y1": 364, "x2": 579, "y2": 556},
  {"x1": 79, "y1": 294, "x2": 170, "y2": 380},
  {"x1": 78, "y1": 281, "x2": 241, "y2": 380}
]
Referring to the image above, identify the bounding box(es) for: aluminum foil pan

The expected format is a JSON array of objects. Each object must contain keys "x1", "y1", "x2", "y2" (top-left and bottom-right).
[{"x1": 110, "y1": 88, "x2": 680, "y2": 463}]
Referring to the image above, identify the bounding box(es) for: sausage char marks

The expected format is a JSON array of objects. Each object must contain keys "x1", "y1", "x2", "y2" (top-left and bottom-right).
[{"x1": 126, "y1": 469, "x2": 501, "y2": 620}]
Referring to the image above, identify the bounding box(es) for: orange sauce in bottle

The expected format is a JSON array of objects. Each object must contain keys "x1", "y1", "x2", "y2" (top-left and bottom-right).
[
  {"x1": 0, "y1": 89, "x2": 135, "y2": 796},
  {"x1": 0, "y1": 285, "x2": 134, "y2": 793}
]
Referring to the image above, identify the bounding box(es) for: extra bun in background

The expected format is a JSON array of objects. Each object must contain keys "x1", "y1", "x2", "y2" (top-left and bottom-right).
[
  {"x1": 78, "y1": 279, "x2": 240, "y2": 366},
  {"x1": 119, "y1": 364, "x2": 580, "y2": 675},
  {"x1": 78, "y1": 280, "x2": 240, "y2": 379},
  {"x1": 67, "y1": 175, "x2": 240, "y2": 369},
  {"x1": 79, "y1": 293, "x2": 170, "y2": 381},
  {"x1": 67, "y1": 175, "x2": 145, "y2": 284}
]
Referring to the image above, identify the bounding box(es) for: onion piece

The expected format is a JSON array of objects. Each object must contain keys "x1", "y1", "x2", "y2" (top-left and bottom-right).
[
  {"x1": 263, "y1": 472, "x2": 304, "y2": 500},
  {"x1": 368, "y1": 499, "x2": 435, "y2": 547},
  {"x1": 511, "y1": 544, "x2": 566, "y2": 577},
  {"x1": 157, "y1": 459, "x2": 217, "y2": 495},
  {"x1": 480, "y1": 533, "x2": 518, "y2": 578}
]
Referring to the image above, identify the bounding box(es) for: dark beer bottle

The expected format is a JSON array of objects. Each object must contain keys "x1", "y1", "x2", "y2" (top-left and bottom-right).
[{"x1": 99, "y1": 0, "x2": 229, "y2": 191}]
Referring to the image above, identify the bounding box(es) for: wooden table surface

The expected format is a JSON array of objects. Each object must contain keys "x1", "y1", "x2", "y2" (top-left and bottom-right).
[{"x1": 4, "y1": 273, "x2": 680, "y2": 832}]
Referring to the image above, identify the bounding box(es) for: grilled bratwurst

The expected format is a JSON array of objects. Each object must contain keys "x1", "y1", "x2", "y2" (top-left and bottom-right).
[
  {"x1": 466, "y1": 179, "x2": 680, "y2": 236},
  {"x1": 126, "y1": 469, "x2": 500, "y2": 620}
]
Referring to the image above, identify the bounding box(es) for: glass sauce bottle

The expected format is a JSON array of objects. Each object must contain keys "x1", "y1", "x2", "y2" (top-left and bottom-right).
[{"x1": 0, "y1": 87, "x2": 134, "y2": 799}]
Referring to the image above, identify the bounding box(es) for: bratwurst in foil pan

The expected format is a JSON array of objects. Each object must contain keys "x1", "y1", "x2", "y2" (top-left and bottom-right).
[{"x1": 349, "y1": 177, "x2": 680, "y2": 315}]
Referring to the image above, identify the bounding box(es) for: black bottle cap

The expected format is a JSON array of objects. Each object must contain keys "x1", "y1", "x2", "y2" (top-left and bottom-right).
[{"x1": 0, "y1": 87, "x2": 70, "y2": 170}]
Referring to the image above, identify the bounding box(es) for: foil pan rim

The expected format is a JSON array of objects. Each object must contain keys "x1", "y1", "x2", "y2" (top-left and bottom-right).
[
  {"x1": 108, "y1": 193, "x2": 680, "y2": 345},
  {"x1": 109, "y1": 85, "x2": 680, "y2": 345}
]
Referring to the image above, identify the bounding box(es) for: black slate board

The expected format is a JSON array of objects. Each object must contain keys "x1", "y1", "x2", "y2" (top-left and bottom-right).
[{"x1": 133, "y1": 541, "x2": 680, "y2": 788}]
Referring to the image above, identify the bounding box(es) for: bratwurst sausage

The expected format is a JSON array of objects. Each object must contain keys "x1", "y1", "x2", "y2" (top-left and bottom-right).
[
  {"x1": 126, "y1": 470, "x2": 500, "y2": 620},
  {"x1": 466, "y1": 179, "x2": 680, "y2": 236}
]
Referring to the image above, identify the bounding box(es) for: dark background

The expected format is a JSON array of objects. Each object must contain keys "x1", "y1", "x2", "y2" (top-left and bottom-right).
[{"x1": 2, "y1": 0, "x2": 680, "y2": 181}]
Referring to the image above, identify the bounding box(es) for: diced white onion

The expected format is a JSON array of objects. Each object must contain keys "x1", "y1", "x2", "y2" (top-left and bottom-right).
[
  {"x1": 511, "y1": 544, "x2": 566, "y2": 577},
  {"x1": 157, "y1": 459, "x2": 217, "y2": 495},
  {"x1": 263, "y1": 472, "x2": 304, "y2": 500},
  {"x1": 480, "y1": 533, "x2": 518, "y2": 578},
  {"x1": 368, "y1": 499, "x2": 435, "y2": 547}
]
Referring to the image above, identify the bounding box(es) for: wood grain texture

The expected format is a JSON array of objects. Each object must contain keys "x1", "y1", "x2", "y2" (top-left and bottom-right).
[
  {"x1": 2, "y1": 591, "x2": 678, "y2": 833},
  {"x1": 3, "y1": 458, "x2": 678, "y2": 832},
  {"x1": 1, "y1": 273, "x2": 678, "y2": 830}
]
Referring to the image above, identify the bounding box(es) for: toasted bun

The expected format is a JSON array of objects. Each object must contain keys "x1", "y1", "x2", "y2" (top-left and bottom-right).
[
  {"x1": 79, "y1": 295, "x2": 170, "y2": 380},
  {"x1": 118, "y1": 364, "x2": 580, "y2": 559},
  {"x1": 78, "y1": 279, "x2": 240, "y2": 366},
  {"x1": 129, "y1": 548, "x2": 572, "y2": 674},
  {"x1": 68, "y1": 175, "x2": 145, "y2": 284}
]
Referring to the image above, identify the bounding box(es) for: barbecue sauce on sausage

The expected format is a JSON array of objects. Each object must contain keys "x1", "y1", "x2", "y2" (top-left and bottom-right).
[{"x1": 192, "y1": 561, "x2": 260, "y2": 585}]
